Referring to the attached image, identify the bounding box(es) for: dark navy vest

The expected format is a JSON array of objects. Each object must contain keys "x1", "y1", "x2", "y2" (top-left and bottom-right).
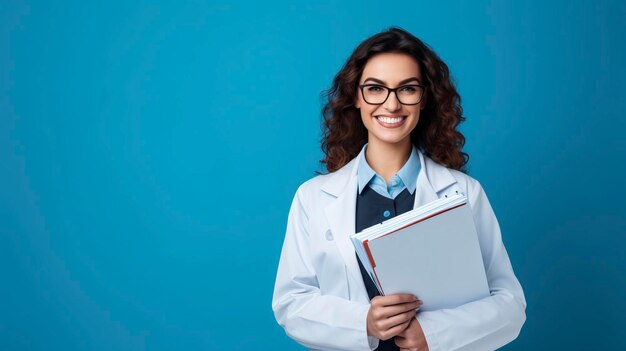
[{"x1": 355, "y1": 186, "x2": 416, "y2": 351}]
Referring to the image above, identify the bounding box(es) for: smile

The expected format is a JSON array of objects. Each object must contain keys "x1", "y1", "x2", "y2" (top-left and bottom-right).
[{"x1": 375, "y1": 115, "x2": 407, "y2": 128}]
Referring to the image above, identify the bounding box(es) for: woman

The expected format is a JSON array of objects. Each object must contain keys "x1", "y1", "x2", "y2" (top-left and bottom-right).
[{"x1": 272, "y1": 27, "x2": 526, "y2": 351}]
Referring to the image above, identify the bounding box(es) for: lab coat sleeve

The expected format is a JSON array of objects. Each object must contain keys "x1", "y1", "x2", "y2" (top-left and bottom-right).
[
  {"x1": 416, "y1": 180, "x2": 527, "y2": 351},
  {"x1": 272, "y1": 186, "x2": 376, "y2": 351}
]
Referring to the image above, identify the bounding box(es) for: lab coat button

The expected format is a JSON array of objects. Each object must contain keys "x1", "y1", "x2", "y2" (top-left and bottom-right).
[{"x1": 325, "y1": 230, "x2": 333, "y2": 241}]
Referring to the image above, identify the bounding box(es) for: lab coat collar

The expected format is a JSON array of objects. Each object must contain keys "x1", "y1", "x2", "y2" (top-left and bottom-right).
[{"x1": 320, "y1": 148, "x2": 458, "y2": 297}]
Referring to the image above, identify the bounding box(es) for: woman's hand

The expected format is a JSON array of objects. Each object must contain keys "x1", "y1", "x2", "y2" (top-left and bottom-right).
[
  {"x1": 394, "y1": 317, "x2": 429, "y2": 351},
  {"x1": 366, "y1": 294, "x2": 422, "y2": 340}
]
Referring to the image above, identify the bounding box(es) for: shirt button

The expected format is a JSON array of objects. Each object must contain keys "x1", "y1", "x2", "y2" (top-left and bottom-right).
[
  {"x1": 390, "y1": 179, "x2": 398, "y2": 186},
  {"x1": 383, "y1": 210, "x2": 391, "y2": 218}
]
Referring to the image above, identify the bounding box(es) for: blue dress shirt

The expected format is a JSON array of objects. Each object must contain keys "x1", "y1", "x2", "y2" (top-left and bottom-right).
[{"x1": 356, "y1": 144, "x2": 421, "y2": 200}]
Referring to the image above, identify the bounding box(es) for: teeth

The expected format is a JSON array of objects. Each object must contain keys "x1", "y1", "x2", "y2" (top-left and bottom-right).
[{"x1": 377, "y1": 116, "x2": 405, "y2": 124}]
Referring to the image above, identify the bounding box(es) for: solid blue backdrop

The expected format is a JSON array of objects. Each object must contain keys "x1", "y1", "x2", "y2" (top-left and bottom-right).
[{"x1": 2, "y1": 0, "x2": 625, "y2": 350}]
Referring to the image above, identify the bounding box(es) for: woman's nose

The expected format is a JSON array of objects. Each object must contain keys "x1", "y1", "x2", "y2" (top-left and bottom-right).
[{"x1": 383, "y1": 90, "x2": 401, "y2": 111}]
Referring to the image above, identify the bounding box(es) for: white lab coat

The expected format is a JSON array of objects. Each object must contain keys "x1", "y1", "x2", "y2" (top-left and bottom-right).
[{"x1": 272, "y1": 149, "x2": 526, "y2": 351}]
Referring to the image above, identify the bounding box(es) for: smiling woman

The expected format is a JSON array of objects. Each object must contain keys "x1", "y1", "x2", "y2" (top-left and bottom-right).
[{"x1": 272, "y1": 27, "x2": 526, "y2": 351}]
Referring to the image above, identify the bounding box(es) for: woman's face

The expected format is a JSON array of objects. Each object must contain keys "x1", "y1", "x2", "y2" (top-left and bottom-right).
[{"x1": 355, "y1": 52, "x2": 425, "y2": 148}]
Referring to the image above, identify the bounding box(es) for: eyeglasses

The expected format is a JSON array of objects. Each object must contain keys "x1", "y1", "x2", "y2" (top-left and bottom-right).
[{"x1": 358, "y1": 84, "x2": 426, "y2": 105}]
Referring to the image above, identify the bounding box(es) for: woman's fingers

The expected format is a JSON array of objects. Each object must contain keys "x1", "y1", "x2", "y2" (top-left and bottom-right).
[
  {"x1": 371, "y1": 295, "x2": 422, "y2": 318},
  {"x1": 370, "y1": 299, "x2": 421, "y2": 320},
  {"x1": 379, "y1": 316, "x2": 413, "y2": 340},
  {"x1": 377, "y1": 308, "x2": 417, "y2": 331},
  {"x1": 367, "y1": 294, "x2": 422, "y2": 340},
  {"x1": 382, "y1": 299, "x2": 422, "y2": 318}
]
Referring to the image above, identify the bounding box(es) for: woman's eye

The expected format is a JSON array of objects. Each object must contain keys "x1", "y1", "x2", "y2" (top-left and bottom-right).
[
  {"x1": 367, "y1": 86, "x2": 384, "y2": 93},
  {"x1": 400, "y1": 86, "x2": 417, "y2": 93}
]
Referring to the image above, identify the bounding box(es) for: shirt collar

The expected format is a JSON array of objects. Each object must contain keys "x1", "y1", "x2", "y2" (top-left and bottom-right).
[{"x1": 356, "y1": 143, "x2": 421, "y2": 195}]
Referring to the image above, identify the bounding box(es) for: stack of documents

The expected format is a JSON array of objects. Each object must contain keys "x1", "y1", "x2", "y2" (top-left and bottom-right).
[{"x1": 350, "y1": 193, "x2": 490, "y2": 311}]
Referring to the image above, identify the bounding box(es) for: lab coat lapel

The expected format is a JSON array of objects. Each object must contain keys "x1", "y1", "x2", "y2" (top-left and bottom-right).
[
  {"x1": 321, "y1": 159, "x2": 365, "y2": 290},
  {"x1": 414, "y1": 149, "x2": 440, "y2": 208}
]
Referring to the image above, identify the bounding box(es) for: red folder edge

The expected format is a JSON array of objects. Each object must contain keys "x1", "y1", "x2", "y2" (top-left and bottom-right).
[{"x1": 363, "y1": 239, "x2": 386, "y2": 295}]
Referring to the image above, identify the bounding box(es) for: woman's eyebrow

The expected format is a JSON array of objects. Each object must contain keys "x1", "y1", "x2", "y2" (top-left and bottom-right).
[{"x1": 362, "y1": 77, "x2": 421, "y2": 85}]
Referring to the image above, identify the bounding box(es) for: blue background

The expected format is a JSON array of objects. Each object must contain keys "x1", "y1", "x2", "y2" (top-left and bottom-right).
[{"x1": 2, "y1": 0, "x2": 625, "y2": 350}]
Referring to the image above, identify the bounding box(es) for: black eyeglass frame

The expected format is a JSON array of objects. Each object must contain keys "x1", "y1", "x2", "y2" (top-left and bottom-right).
[{"x1": 358, "y1": 83, "x2": 427, "y2": 105}]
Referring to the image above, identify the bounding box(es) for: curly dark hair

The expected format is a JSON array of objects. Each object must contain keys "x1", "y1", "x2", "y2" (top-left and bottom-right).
[{"x1": 320, "y1": 27, "x2": 468, "y2": 173}]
